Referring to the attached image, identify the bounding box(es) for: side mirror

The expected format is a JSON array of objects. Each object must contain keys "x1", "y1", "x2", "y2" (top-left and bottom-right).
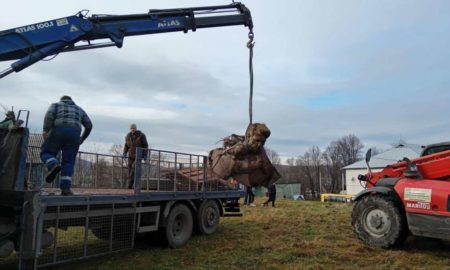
[
  {"x1": 365, "y1": 148, "x2": 372, "y2": 163},
  {"x1": 403, "y1": 157, "x2": 423, "y2": 179}
]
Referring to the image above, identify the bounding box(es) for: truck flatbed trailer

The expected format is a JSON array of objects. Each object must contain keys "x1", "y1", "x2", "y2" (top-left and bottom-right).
[{"x1": 0, "y1": 127, "x2": 244, "y2": 270}]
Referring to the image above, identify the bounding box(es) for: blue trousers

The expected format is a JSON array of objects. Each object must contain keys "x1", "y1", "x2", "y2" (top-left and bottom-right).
[{"x1": 40, "y1": 127, "x2": 81, "y2": 190}]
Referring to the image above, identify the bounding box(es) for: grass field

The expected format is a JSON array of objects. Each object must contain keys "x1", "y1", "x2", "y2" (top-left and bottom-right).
[{"x1": 47, "y1": 198, "x2": 450, "y2": 270}]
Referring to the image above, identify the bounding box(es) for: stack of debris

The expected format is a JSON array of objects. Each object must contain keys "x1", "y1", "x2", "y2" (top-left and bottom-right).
[{"x1": 208, "y1": 123, "x2": 280, "y2": 187}]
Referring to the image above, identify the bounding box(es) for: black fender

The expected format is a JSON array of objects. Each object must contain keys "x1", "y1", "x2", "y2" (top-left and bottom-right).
[
  {"x1": 376, "y1": 177, "x2": 400, "y2": 188},
  {"x1": 353, "y1": 186, "x2": 401, "y2": 203},
  {"x1": 215, "y1": 199, "x2": 225, "y2": 217}
]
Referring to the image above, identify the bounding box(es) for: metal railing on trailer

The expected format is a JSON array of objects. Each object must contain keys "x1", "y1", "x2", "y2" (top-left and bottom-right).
[
  {"x1": 25, "y1": 146, "x2": 238, "y2": 194},
  {"x1": 0, "y1": 143, "x2": 244, "y2": 270}
]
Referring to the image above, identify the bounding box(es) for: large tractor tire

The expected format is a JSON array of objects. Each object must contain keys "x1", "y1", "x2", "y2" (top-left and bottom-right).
[
  {"x1": 197, "y1": 200, "x2": 220, "y2": 235},
  {"x1": 165, "y1": 204, "x2": 193, "y2": 248},
  {"x1": 352, "y1": 195, "x2": 407, "y2": 248}
]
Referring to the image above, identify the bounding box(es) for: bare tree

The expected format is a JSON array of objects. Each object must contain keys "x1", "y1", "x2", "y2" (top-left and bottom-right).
[
  {"x1": 265, "y1": 147, "x2": 281, "y2": 165},
  {"x1": 109, "y1": 144, "x2": 124, "y2": 156},
  {"x1": 337, "y1": 134, "x2": 364, "y2": 166},
  {"x1": 322, "y1": 142, "x2": 342, "y2": 193},
  {"x1": 286, "y1": 157, "x2": 295, "y2": 166},
  {"x1": 81, "y1": 142, "x2": 106, "y2": 154},
  {"x1": 321, "y1": 134, "x2": 364, "y2": 194},
  {"x1": 298, "y1": 146, "x2": 321, "y2": 198}
]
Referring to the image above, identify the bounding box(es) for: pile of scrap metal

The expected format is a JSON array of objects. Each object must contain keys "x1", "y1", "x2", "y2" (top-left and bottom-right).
[{"x1": 208, "y1": 123, "x2": 280, "y2": 187}]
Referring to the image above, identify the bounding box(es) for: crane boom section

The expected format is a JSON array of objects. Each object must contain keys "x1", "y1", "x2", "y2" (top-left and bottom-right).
[{"x1": 0, "y1": 3, "x2": 252, "y2": 77}]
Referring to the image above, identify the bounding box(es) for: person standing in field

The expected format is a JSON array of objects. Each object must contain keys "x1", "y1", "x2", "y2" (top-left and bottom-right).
[
  {"x1": 244, "y1": 185, "x2": 256, "y2": 206},
  {"x1": 263, "y1": 183, "x2": 277, "y2": 207}
]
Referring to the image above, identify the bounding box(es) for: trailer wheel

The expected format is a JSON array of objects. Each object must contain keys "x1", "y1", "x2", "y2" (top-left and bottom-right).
[
  {"x1": 352, "y1": 195, "x2": 407, "y2": 248},
  {"x1": 197, "y1": 200, "x2": 220, "y2": 235},
  {"x1": 165, "y1": 204, "x2": 193, "y2": 248}
]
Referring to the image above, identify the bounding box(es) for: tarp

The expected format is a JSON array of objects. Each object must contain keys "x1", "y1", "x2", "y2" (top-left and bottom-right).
[{"x1": 0, "y1": 127, "x2": 25, "y2": 190}]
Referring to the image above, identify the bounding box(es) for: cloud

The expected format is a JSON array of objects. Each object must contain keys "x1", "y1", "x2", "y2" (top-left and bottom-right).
[{"x1": 2, "y1": 0, "x2": 450, "y2": 161}]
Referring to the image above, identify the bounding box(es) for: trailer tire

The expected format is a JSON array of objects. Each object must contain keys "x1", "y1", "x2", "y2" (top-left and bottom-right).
[
  {"x1": 165, "y1": 204, "x2": 193, "y2": 248},
  {"x1": 352, "y1": 195, "x2": 407, "y2": 248},
  {"x1": 197, "y1": 200, "x2": 220, "y2": 235}
]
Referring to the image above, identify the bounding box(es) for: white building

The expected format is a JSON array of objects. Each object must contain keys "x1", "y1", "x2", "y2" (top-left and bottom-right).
[{"x1": 343, "y1": 142, "x2": 423, "y2": 195}]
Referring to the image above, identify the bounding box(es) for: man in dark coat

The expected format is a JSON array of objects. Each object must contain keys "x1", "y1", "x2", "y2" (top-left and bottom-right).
[
  {"x1": 123, "y1": 123, "x2": 148, "y2": 189},
  {"x1": 263, "y1": 183, "x2": 277, "y2": 207}
]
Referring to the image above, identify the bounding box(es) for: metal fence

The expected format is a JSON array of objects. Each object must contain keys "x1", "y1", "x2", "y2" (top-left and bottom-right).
[
  {"x1": 26, "y1": 147, "x2": 235, "y2": 194},
  {"x1": 37, "y1": 202, "x2": 136, "y2": 267},
  {"x1": 0, "y1": 202, "x2": 137, "y2": 269}
]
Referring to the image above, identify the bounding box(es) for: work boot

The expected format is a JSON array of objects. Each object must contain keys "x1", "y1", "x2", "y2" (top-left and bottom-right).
[
  {"x1": 61, "y1": 189, "x2": 74, "y2": 196},
  {"x1": 45, "y1": 165, "x2": 61, "y2": 183}
]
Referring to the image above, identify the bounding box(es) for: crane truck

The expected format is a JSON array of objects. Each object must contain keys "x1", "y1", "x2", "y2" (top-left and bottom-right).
[
  {"x1": 0, "y1": 3, "x2": 253, "y2": 269},
  {"x1": 352, "y1": 144, "x2": 450, "y2": 248}
]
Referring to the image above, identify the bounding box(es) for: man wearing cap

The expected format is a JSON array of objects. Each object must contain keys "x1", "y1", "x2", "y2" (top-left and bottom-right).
[
  {"x1": 41, "y1": 96, "x2": 92, "y2": 195},
  {"x1": 123, "y1": 124, "x2": 148, "y2": 189}
]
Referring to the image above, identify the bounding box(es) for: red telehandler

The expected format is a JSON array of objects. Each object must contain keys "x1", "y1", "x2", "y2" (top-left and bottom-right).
[{"x1": 352, "y1": 143, "x2": 450, "y2": 248}]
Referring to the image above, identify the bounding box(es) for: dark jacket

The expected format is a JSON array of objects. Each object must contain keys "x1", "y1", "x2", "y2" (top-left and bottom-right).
[
  {"x1": 123, "y1": 130, "x2": 148, "y2": 159},
  {"x1": 268, "y1": 184, "x2": 276, "y2": 200},
  {"x1": 43, "y1": 99, "x2": 92, "y2": 141}
]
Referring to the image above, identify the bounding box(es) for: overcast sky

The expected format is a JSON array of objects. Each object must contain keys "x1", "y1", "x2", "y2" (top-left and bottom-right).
[{"x1": 1, "y1": 0, "x2": 450, "y2": 160}]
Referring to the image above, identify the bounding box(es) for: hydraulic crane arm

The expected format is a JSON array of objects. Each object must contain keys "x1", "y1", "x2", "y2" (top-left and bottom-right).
[{"x1": 0, "y1": 3, "x2": 253, "y2": 79}]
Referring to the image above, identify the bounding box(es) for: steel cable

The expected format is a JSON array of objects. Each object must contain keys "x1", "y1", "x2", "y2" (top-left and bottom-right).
[{"x1": 247, "y1": 30, "x2": 254, "y2": 125}]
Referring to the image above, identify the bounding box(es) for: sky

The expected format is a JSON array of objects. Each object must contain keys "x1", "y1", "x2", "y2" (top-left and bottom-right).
[{"x1": 1, "y1": 0, "x2": 450, "y2": 160}]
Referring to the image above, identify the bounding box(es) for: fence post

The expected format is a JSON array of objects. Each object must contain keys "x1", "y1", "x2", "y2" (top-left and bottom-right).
[{"x1": 134, "y1": 148, "x2": 143, "y2": 195}]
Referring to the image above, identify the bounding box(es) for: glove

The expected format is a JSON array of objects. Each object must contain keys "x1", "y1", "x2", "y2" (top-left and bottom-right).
[
  {"x1": 143, "y1": 155, "x2": 148, "y2": 161},
  {"x1": 79, "y1": 137, "x2": 85, "y2": 145},
  {"x1": 122, "y1": 153, "x2": 128, "y2": 158}
]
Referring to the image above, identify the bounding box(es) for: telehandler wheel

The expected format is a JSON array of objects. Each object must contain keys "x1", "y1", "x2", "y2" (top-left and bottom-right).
[
  {"x1": 165, "y1": 204, "x2": 193, "y2": 248},
  {"x1": 352, "y1": 195, "x2": 407, "y2": 248},
  {"x1": 197, "y1": 200, "x2": 220, "y2": 235}
]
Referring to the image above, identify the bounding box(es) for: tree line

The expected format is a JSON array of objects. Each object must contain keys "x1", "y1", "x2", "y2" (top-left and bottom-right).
[{"x1": 268, "y1": 134, "x2": 364, "y2": 198}]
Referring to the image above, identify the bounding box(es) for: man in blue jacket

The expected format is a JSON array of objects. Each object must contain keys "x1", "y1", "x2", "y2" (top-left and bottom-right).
[{"x1": 40, "y1": 96, "x2": 92, "y2": 195}]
